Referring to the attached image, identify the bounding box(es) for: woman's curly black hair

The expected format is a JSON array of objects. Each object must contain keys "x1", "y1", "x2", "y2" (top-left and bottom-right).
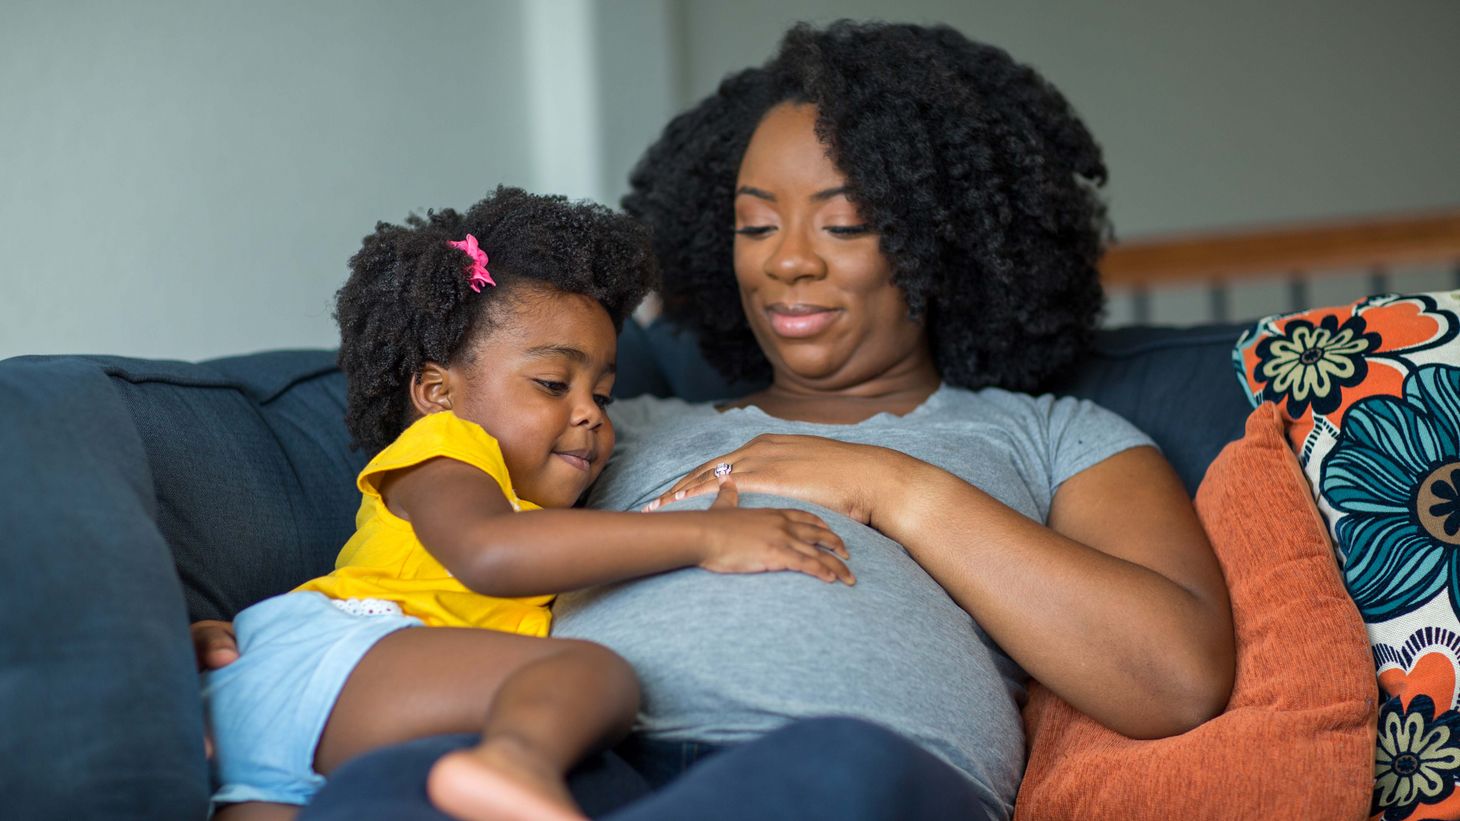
[
  {"x1": 336, "y1": 186, "x2": 657, "y2": 454},
  {"x1": 623, "y1": 20, "x2": 1109, "y2": 391}
]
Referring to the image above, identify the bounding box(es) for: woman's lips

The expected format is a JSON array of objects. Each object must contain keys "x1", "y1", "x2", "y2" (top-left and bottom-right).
[{"x1": 766, "y1": 304, "x2": 840, "y2": 338}]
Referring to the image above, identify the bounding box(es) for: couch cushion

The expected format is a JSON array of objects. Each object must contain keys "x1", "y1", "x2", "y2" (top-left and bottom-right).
[{"x1": 1015, "y1": 403, "x2": 1376, "y2": 818}]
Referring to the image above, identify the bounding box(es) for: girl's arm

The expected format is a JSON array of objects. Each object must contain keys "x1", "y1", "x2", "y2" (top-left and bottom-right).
[
  {"x1": 386, "y1": 457, "x2": 852, "y2": 598},
  {"x1": 649, "y1": 435, "x2": 1234, "y2": 740}
]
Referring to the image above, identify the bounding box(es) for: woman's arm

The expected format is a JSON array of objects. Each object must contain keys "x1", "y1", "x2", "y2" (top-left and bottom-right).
[
  {"x1": 653, "y1": 435, "x2": 1234, "y2": 739},
  {"x1": 881, "y1": 446, "x2": 1234, "y2": 738}
]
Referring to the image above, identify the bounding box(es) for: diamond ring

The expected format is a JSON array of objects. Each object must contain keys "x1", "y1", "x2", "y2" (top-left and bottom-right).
[{"x1": 713, "y1": 462, "x2": 733, "y2": 479}]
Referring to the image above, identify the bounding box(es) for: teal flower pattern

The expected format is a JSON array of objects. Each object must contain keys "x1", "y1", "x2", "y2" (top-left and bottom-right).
[{"x1": 1321, "y1": 364, "x2": 1460, "y2": 623}]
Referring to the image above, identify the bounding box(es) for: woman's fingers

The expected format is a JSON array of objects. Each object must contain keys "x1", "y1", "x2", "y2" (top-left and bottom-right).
[
  {"x1": 191, "y1": 619, "x2": 240, "y2": 672},
  {"x1": 662, "y1": 443, "x2": 764, "y2": 501},
  {"x1": 643, "y1": 475, "x2": 722, "y2": 510},
  {"x1": 665, "y1": 455, "x2": 736, "y2": 499}
]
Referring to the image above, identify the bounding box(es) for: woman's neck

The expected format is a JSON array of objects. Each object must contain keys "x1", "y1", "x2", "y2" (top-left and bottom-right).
[{"x1": 725, "y1": 360, "x2": 943, "y2": 425}]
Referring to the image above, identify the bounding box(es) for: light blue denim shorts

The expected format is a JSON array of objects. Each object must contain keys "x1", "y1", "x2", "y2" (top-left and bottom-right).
[{"x1": 201, "y1": 591, "x2": 422, "y2": 806}]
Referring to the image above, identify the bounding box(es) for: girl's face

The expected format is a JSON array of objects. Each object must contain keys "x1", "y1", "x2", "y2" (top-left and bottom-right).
[
  {"x1": 732, "y1": 102, "x2": 932, "y2": 391},
  {"x1": 432, "y1": 285, "x2": 618, "y2": 508}
]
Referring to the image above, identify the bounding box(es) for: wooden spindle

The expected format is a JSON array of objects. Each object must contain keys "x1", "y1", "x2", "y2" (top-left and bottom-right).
[
  {"x1": 1131, "y1": 283, "x2": 1151, "y2": 324},
  {"x1": 1208, "y1": 278, "x2": 1229, "y2": 322},
  {"x1": 1369, "y1": 266, "x2": 1390, "y2": 296},
  {"x1": 1287, "y1": 272, "x2": 1309, "y2": 312}
]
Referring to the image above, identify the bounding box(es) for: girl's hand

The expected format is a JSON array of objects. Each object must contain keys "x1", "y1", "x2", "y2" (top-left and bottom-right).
[
  {"x1": 691, "y1": 477, "x2": 854, "y2": 585},
  {"x1": 644, "y1": 434, "x2": 913, "y2": 527},
  {"x1": 191, "y1": 619, "x2": 239, "y2": 671}
]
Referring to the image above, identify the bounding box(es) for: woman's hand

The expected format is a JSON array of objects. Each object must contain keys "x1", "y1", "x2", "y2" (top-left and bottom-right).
[
  {"x1": 644, "y1": 434, "x2": 914, "y2": 528},
  {"x1": 191, "y1": 619, "x2": 239, "y2": 671},
  {"x1": 691, "y1": 477, "x2": 854, "y2": 585}
]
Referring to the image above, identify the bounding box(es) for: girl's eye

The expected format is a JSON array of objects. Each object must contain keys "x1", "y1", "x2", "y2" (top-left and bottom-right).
[
  {"x1": 734, "y1": 226, "x2": 774, "y2": 237},
  {"x1": 535, "y1": 380, "x2": 568, "y2": 395},
  {"x1": 594, "y1": 394, "x2": 615, "y2": 409},
  {"x1": 826, "y1": 224, "x2": 871, "y2": 236}
]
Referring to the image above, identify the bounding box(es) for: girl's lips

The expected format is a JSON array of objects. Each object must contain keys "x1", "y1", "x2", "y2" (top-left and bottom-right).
[
  {"x1": 766, "y1": 306, "x2": 840, "y2": 338},
  {"x1": 554, "y1": 452, "x2": 592, "y2": 472}
]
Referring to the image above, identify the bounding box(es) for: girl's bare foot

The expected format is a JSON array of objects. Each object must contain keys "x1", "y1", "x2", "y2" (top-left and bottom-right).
[{"x1": 426, "y1": 736, "x2": 584, "y2": 821}]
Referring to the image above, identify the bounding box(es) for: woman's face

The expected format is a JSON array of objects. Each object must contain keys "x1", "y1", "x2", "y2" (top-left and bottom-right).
[{"x1": 733, "y1": 102, "x2": 932, "y2": 391}]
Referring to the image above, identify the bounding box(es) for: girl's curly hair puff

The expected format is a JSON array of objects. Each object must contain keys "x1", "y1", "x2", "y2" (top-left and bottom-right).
[
  {"x1": 623, "y1": 20, "x2": 1109, "y2": 391},
  {"x1": 335, "y1": 186, "x2": 657, "y2": 454}
]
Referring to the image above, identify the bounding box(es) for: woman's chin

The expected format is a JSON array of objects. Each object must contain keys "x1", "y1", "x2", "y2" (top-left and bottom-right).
[{"x1": 770, "y1": 352, "x2": 850, "y2": 384}]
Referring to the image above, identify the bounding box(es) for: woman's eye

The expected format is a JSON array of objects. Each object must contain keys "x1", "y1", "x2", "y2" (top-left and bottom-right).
[
  {"x1": 535, "y1": 380, "x2": 569, "y2": 395},
  {"x1": 826, "y1": 224, "x2": 871, "y2": 236},
  {"x1": 593, "y1": 394, "x2": 615, "y2": 409},
  {"x1": 734, "y1": 225, "x2": 774, "y2": 237}
]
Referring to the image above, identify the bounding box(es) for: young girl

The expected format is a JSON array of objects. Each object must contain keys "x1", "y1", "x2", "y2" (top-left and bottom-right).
[{"x1": 201, "y1": 187, "x2": 853, "y2": 821}]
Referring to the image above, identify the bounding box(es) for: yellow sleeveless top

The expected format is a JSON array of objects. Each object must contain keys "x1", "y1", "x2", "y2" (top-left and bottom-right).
[{"x1": 295, "y1": 411, "x2": 552, "y2": 636}]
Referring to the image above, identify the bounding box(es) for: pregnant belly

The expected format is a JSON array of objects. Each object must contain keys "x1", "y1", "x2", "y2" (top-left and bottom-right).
[{"x1": 551, "y1": 495, "x2": 1027, "y2": 807}]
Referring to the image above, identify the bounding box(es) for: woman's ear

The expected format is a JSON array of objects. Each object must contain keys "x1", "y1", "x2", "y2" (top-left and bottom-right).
[{"x1": 410, "y1": 363, "x2": 455, "y2": 417}]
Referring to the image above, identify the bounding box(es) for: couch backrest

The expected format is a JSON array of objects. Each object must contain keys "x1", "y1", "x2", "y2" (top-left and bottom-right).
[
  {"x1": 628, "y1": 319, "x2": 1254, "y2": 495},
  {"x1": 0, "y1": 320, "x2": 1252, "y2": 620},
  {"x1": 81, "y1": 351, "x2": 363, "y2": 620}
]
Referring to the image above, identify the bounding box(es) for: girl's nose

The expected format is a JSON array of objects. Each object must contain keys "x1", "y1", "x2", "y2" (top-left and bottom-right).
[{"x1": 571, "y1": 396, "x2": 605, "y2": 429}]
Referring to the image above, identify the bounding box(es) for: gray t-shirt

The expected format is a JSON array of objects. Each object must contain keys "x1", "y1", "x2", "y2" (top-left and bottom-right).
[{"x1": 553, "y1": 383, "x2": 1153, "y2": 818}]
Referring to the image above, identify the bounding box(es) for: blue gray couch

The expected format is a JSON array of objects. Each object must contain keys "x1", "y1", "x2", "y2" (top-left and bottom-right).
[{"x1": 0, "y1": 319, "x2": 1253, "y2": 819}]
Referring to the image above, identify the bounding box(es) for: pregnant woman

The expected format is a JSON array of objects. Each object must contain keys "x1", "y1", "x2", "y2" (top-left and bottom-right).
[{"x1": 199, "y1": 20, "x2": 1236, "y2": 821}]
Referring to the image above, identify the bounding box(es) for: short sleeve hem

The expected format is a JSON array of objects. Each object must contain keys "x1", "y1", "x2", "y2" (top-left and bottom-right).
[{"x1": 355, "y1": 412, "x2": 526, "y2": 514}]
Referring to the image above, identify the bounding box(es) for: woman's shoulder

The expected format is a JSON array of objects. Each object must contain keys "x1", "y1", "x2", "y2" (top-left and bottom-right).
[
  {"x1": 938, "y1": 384, "x2": 1155, "y2": 486},
  {"x1": 936, "y1": 384, "x2": 1148, "y2": 440}
]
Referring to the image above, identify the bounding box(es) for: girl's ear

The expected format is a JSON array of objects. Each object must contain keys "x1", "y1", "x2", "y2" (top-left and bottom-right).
[{"x1": 410, "y1": 363, "x2": 455, "y2": 417}]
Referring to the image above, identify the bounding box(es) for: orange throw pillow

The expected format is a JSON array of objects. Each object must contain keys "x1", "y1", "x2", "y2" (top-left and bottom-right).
[{"x1": 1014, "y1": 403, "x2": 1377, "y2": 819}]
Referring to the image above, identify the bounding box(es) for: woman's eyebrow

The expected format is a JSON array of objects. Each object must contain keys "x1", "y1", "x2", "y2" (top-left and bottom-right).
[
  {"x1": 735, "y1": 185, "x2": 849, "y2": 203},
  {"x1": 810, "y1": 186, "x2": 849, "y2": 202}
]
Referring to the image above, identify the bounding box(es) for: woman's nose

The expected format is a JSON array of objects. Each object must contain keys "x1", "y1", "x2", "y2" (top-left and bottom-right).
[{"x1": 765, "y1": 227, "x2": 827, "y2": 284}]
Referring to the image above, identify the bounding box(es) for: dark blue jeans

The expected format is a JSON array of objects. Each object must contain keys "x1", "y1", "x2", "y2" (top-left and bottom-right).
[{"x1": 301, "y1": 717, "x2": 998, "y2": 820}]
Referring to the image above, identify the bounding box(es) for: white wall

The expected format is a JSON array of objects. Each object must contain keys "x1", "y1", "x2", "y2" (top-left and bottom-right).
[
  {"x1": 1, "y1": 0, "x2": 533, "y2": 360},
  {"x1": 592, "y1": 0, "x2": 681, "y2": 207},
  {"x1": 3, "y1": 1, "x2": 1458, "y2": 360},
  {"x1": 673, "y1": 0, "x2": 1460, "y2": 238}
]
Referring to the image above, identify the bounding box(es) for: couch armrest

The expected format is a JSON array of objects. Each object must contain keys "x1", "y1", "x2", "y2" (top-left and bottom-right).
[{"x1": 0, "y1": 356, "x2": 209, "y2": 817}]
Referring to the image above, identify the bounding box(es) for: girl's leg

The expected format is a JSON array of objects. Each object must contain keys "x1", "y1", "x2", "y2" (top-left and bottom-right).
[
  {"x1": 313, "y1": 628, "x2": 638, "y2": 821},
  {"x1": 212, "y1": 803, "x2": 299, "y2": 821}
]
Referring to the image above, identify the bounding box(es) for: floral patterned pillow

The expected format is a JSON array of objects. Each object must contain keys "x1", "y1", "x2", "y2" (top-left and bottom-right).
[{"x1": 1234, "y1": 290, "x2": 1460, "y2": 821}]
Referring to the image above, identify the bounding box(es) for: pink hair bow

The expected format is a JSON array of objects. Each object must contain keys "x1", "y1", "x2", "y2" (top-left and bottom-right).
[{"x1": 448, "y1": 233, "x2": 495, "y2": 292}]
